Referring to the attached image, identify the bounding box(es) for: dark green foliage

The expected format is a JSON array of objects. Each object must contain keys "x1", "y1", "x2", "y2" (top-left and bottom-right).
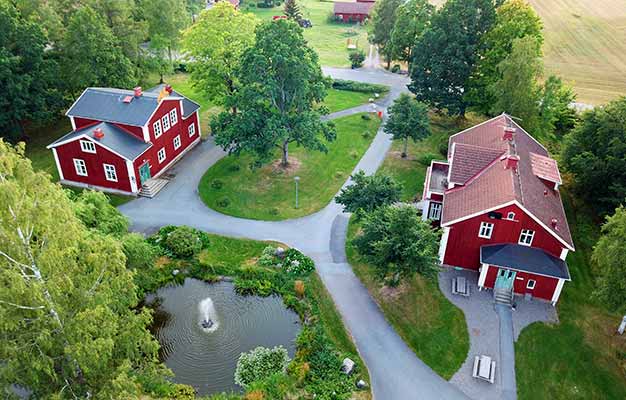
[
  {"x1": 234, "y1": 346, "x2": 290, "y2": 387},
  {"x1": 390, "y1": 0, "x2": 434, "y2": 67},
  {"x1": 284, "y1": 0, "x2": 302, "y2": 21},
  {"x1": 384, "y1": 93, "x2": 431, "y2": 157},
  {"x1": 121, "y1": 233, "x2": 159, "y2": 270},
  {"x1": 283, "y1": 248, "x2": 315, "y2": 275},
  {"x1": 368, "y1": 0, "x2": 402, "y2": 69},
  {"x1": 335, "y1": 170, "x2": 403, "y2": 215},
  {"x1": 349, "y1": 49, "x2": 366, "y2": 69},
  {"x1": 331, "y1": 79, "x2": 388, "y2": 94},
  {"x1": 592, "y1": 206, "x2": 626, "y2": 312},
  {"x1": 561, "y1": 97, "x2": 626, "y2": 215},
  {"x1": 409, "y1": 0, "x2": 496, "y2": 116},
  {"x1": 72, "y1": 190, "x2": 130, "y2": 236},
  {"x1": 211, "y1": 179, "x2": 224, "y2": 189},
  {"x1": 165, "y1": 226, "x2": 204, "y2": 258},
  {"x1": 539, "y1": 75, "x2": 577, "y2": 136},
  {"x1": 353, "y1": 205, "x2": 440, "y2": 280}
]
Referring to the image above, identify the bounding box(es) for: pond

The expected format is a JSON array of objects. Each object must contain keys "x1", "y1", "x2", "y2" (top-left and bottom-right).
[{"x1": 146, "y1": 278, "x2": 301, "y2": 396}]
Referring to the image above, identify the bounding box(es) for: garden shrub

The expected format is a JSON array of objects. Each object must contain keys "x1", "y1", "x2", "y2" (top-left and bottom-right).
[
  {"x1": 258, "y1": 245, "x2": 278, "y2": 267},
  {"x1": 331, "y1": 79, "x2": 387, "y2": 94},
  {"x1": 217, "y1": 197, "x2": 231, "y2": 208},
  {"x1": 235, "y1": 278, "x2": 274, "y2": 296},
  {"x1": 165, "y1": 226, "x2": 203, "y2": 258},
  {"x1": 283, "y1": 249, "x2": 315, "y2": 275},
  {"x1": 361, "y1": 113, "x2": 371, "y2": 120},
  {"x1": 211, "y1": 179, "x2": 224, "y2": 189},
  {"x1": 228, "y1": 164, "x2": 241, "y2": 172},
  {"x1": 268, "y1": 207, "x2": 279, "y2": 216},
  {"x1": 348, "y1": 50, "x2": 366, "y2": 69},
  {"x1": 121, "y1": 233, "x2": 158, "y2": 270},
  {"x1": 362, "y1": 131, "x2": 371, "y2": 139},
  {"x1": 72, "y1": 190, "x2": 129, "y2": 236},
  {"x1": 234, "y1": 346, "x2": 290, "y2": 388},
  {"x1": 391, "y1": 64, "x2": 401, "y2": 73}
]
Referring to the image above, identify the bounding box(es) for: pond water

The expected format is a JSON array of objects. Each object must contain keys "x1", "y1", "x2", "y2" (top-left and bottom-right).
[{"x1": 146, "y1": 278, "x2": 301, "y2": 396}]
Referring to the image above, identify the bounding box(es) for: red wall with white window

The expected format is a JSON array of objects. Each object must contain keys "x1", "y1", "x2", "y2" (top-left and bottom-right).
[
  {"x1": 443, "y1": 204, "x2": 565, "y2": 270},
  {"x1": 54, "y1": 139, "x2": 132, "y2": 192},
  {"x1": 73, "y1": 117, "x2": 144, "y2": 141},
  {"x1": 483, "y1": 265, "x2": 559, "y2": 301}
]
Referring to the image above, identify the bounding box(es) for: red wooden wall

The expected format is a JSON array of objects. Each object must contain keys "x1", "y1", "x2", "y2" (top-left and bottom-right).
[
  {"x1": 443, "y1": 203, "x2": 565, "y2": 270},
  {"x1": 483, "y1": 265, "x2": 559, "y2": 301}
]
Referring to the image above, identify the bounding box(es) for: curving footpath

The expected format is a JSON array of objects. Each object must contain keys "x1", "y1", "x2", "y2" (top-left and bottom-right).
[{"x1": 120, "y1": 67, "x2": 470, "y2": 400}]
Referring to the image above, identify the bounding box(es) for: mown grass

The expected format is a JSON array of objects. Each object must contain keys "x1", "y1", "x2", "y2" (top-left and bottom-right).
[
  {"x1": 345, "y1": 217, "x2": 469, "y2": 380},
  {"x1": 324, "y1": 88, "x2": 373, "y2": 113},
  {"x1": 198, "y1": 113, "x2": 381, "y2": 220},
  {"x1": 244, "y1": 0, "x2": 369, "y2": 67}
]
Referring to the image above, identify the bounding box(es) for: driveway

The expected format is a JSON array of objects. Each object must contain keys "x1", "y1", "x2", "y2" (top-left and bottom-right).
[{"x1": 120, "y1": 67, "x2": 470, "y2": 399}]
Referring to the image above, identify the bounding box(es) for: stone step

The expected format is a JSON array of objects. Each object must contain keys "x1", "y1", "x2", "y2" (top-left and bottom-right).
[
  {"x1": 139, "y1": 178, "x2": 169, "y2": 198},
  {"x1": 494, "y1": 288, "x2": 513, "y2": 306}
]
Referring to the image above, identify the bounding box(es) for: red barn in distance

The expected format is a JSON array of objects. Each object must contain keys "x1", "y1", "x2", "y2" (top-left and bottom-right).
[
  {"x1": 47, "y1": 84, "x2": 201, "y2": 197},
  {"x1": 333, "y1": 0, "x2": 375, "y2": 23},
  {"x1": 421, "y1": 114, "x2": 574, "y2": 305}
]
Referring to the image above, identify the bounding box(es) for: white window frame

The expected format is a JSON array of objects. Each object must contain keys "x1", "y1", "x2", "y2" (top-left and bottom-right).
[
  {"x1": 478, "y1": 222, "x2": 494, "y2": 239},
  {"x1": 169, "y1": 109, "x2": 178, "y2": 126},
  {"x1": 173, "y1": 135, "x2": 181, "y2": 150},
  {"x1": 153, "y1": 120, "x2": 162, "y2": 139},
  {"x1": 162, "y1": 114, "x2": 171, "y2": 132},
  {"x1": 507, "y1": 211, "x2": 516, "y2": 220},
  {"x1": 157, "y1": 148, "x2": 166, "y2": 164},
  {"x1": 188, "y1": 123, "x2": 195, "y2": 137},
  {"x1": 73, "y1": 159, "x2": 87, "y2": 176},
  {"x1": 428, "y1": 202, "x2": 442, "y2": 220},
  {"x1": 518, "y1": 229, "x2": 535, "y2": 246},
  {"x1": 103, "y1": 164, "x2": 118, "y2": 182},
  {"x1": 526, "y1": 279, "x2": 536, "y2": 290},
  {"x1": 80, "y1": 140, "x2": 96, "y2": 154}
]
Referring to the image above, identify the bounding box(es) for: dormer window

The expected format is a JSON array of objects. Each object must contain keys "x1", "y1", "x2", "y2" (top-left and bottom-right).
[{"x1": 507, "y1": 212, "x2": 516, "y2": 220}]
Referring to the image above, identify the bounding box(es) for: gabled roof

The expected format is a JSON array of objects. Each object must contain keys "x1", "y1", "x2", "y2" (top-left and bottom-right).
[
  {"x1": 441, "y1": 114, "x2": 574, "y2": 249},
  {"x1": 47, "y1": 122, "x2": 152, "y2": 160},
  {"x1": 333, "y1": 1, "x2": 374, "y2": 15},
  {"x1": 449, "y1": 143, "x2": 505, "y2": 185},
  {"x1": 146, "y1": 84, "x2": 201, "y2": 119},
  {"x1": 481, "y1": 244, "x2": 571, "y2": 280},
  {"x1": 529, "y1": 152, "x2": 562, "y2": 186}
]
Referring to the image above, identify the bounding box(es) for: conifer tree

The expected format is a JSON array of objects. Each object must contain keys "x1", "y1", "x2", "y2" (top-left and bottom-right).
[{"x1": 284, "y1": 0, "x2": 302, "y2": 22}]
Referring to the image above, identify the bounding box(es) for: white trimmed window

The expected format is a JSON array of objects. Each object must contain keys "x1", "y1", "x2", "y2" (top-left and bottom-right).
[
  {"x1": 519, "y1": 229, "x2": 535, "y2": 246},
  {"x1": 80, "y1": 140, "x2": 96, "y2": 153},
  {"x1": 162, "y1": 114, "x2": 171, "y2": 132},
  {"x1": 478, "y1": 222, "x2": 494, "y2": 239},
  {"x1": 428, "y1": 202, "x2": 442, "y2": 220},
  {"x1": 73, "y1": 159, "x2": 87, "y2": 176},
  {"x1": 173, "y1": 135, "x2": 181, "y2": 150},
  {"x1": 170, "y1": 109, "x2": 178, "y2": 126},
  {"x1": 526, "y1": 279, "x2": 536, "y2": 290},
  {"x1": 188, "y1": 123, "x2": 195, "y2": 137},
  {"x1": 157, "y1": 148, "x2": 166, "y2": 164},
  {"x1": 153, "y1": 120, "x2": 162, "y2": 139},
  {"x1": 507, "y1": 212, "x2": 516, "y2": 220},
  {"x1": 103, "y1": 164, "x2": 117, "y2": 182}
]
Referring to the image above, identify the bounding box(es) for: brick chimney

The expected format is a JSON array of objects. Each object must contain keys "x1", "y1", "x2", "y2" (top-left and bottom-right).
[
  {"x1": 503, "y1": 154, "x2": 520, "y2": 170},
  {"x1": 551, "y1": 218, "x2": 558, "y2": 230},
  {"x1": 134, "y1": 86, "x2": 142, "y2": 97},
  {"x1": 93, "y1": 128, "x2": 104, "y2": 140},
  {"x1": 503, "y1": 126, "x2": 516, "y2": 141},
  {"x1": 165, "y1": 84, "x2": 173, "y2": 94}
]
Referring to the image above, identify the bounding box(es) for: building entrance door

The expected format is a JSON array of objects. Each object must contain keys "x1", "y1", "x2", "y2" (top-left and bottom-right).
[
  {"x1": 139, "y1": 162, "x2": 151, "y2": 185},
  {"x1": 494, "y1": 268, "x2": 516, "y2": 291}
]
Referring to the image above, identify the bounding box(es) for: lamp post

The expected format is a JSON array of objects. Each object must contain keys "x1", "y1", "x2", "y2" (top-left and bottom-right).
[{"x1": 294, "y1": 176, "x2": 300, "y2": 209}]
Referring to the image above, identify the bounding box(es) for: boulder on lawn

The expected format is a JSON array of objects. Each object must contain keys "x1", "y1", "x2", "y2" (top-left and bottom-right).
[
  {"x1": 356, "y1": 379, "x2": 368, "y2": 389},
  {"x1": 341, "y1": 358, "x2": 355, "y2": 375}
]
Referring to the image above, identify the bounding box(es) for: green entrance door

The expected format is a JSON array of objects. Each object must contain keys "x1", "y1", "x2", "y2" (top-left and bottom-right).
[
  {"x1": 139, "y1": 162, "x2": 151, "y2": 185},
  {"x1": 494, "y1": 268, "x2": 516, "y2": 290}
]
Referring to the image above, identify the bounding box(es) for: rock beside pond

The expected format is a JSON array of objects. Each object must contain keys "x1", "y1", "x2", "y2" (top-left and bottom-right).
[
  {"x1": 356, "y1": 379, "x2": 368, "y2": 389},
  {"x1": 341, "y1": 358, "x2": 355, "y2": 375},
  {"x1": 172, "y1": 269, "x2": 180, "y2": 276},
  {"x1": 274, "y1": 247, "x2": 286, "y2": 259}
]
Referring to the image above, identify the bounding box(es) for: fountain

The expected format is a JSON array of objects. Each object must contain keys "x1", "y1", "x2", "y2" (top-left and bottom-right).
[{"x1": 198, "y1": 297, "x2": 219, "y2": 333}]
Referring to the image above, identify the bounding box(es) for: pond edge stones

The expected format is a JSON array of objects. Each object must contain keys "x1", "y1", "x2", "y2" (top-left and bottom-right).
[{"x1": 341, "y1": 358, "x2": 355, "y2": 375}]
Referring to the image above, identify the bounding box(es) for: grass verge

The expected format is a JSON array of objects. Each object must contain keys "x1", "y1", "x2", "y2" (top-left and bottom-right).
[
  {"x1": 324, "y1": 88, "x2": 374, "y2": 114},
  {"x1": 199, "y1": 112, "x2": 382, "y2": 220}
]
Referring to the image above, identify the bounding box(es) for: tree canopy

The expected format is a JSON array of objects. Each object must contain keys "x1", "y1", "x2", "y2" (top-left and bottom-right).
[
  {"x1": 284, "y1": 0, "x2": 302, "y2": 22},
  {"x1": 384, "y1": 93, "x2": 431, "y2": 157},
  {"x1": 141, "y1": 0, "x2": 189, "y2": 62},
  {"x1": 409, "y1": 0, "x2": 496, "y2": 116},
  {"x1": 336, "y1": 171, "x2": 403, "y2": 215},
  {"x1": 369, "y1": 0, "x2": 402, "y2": 69},
  {"x1": 211, "y1": 20, "x2": 335, "y2": 167},
  {"x1": 561, "y1": 98, "x2": 626, "y2": 215},
  {"x1": 390, "y1": 0, "x2": 433, "y2": 68}
]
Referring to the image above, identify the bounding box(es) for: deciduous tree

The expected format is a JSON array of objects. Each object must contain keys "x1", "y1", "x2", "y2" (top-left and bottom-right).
[
  {"x1": 336, "y1": 170, "x2": 403, "y2": 215},
  {"x1": 142, "y1": 0, "x2": 189, "y2": 63},
  {"x1": 211, "y1": 20, "x2": 335, "y2": 167},
  {"x1": 369, "y1": 0, "x2": 402, "y2": 69},
  {"x1": 384, "y1": 93, "x2": 431, "y2": 158},
  {"x1": 390, "y1": 0, "x2": 433, "y2": 69},
  {"x1": 539, "y1": 75, "x2": 577, "y2": 136}
]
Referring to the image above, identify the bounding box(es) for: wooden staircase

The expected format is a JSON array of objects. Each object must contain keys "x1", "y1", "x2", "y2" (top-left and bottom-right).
[
  {"x1": 494, "y1": 287, "x2": 514, "y2": 306},
  {"x1": 139, "y1": 178, "x2": 169, "y2": 198}
]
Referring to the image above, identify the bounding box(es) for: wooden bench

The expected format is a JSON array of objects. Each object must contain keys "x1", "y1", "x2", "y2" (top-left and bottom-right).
[{"x1": 452, "y1": 276, "x2": 470, "y2": 297}]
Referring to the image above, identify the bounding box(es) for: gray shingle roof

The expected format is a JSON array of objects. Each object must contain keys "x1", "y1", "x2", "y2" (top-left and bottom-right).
[
  {"x1": 47, "y1": 122, "x2": 152, "y2": 160},
  {"x1": 146, "y1": 84, "x2": 201, "y2": 118},
  {"x1": 480, "y1": 244, "x2": 571, "y2": 280}
]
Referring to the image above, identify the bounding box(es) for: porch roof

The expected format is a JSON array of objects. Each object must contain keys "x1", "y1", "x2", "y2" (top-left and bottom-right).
[{"x1": 480, "y1": 244, "x2": 571, "y2": 281}]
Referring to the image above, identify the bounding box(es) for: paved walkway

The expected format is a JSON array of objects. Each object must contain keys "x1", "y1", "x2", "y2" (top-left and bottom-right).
[{"x1": 120, "y1": 68, "x2": 470, "y2": 399}]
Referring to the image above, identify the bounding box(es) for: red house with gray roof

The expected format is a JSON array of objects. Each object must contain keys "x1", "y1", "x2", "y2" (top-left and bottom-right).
[
  {"x1": 47, "y1": 84, "x2": 201, "y2": 197},
  {"x1": 421, "y1": 114, "x2": 574, "y2": 305}
]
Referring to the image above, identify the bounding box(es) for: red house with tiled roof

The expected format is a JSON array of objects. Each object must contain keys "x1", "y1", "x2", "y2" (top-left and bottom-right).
[
  {"x1": 421, "y1": 114, "x2": 574, "y2": 305},
  {"x1": 47, "y1": 84, "x2": 201, "y2": 197},
  {"x1": 333, "y1": 0, "x2": 375, "y2": 23}
]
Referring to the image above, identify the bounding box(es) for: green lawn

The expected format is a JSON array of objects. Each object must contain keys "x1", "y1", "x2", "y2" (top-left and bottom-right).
[
  {"x1": 345, "y1": 217, "x2": 469, "y2": 379},
  {"x1": 324, "y1": 88, "x2": 374, "y2": 113},
  {"x1": 244, "y1": 0, "x2": 369, "y2": 67},
  {"x1": 199, "y1": 112, "x2": 381, "y2": 220}
]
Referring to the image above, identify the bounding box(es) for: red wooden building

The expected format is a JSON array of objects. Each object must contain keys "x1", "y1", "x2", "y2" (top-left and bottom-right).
[
  {"x1": 47, "y1": 84, "x2": 201, "y2": 196},
  {"x1": 421, "y1": 114, "x2": 574, "y2": 305},
  {"x1": 333, "y1": 0, "x2": 375, "y2": 23}
]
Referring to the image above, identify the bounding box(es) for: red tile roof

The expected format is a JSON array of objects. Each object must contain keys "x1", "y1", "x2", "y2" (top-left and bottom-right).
[
  {"x1": 333, "y1": 1, "x2": 375, "y2": 15},
  {"x1": 529, "y1": 152, "x2": 562, "y2": 185},
  {"x1": 441, "y1": 114, "x2": 574, "y2": 249}
]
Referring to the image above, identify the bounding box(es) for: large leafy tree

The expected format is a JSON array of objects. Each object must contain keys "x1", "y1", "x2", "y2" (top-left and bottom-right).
[
  {"x1": 61, "y1": 6, "x2": 136, "y2": 97},
  {"x1": 409, "y1": 0, "x2": 496, "y2": 116},
  {"x1": 489, "y1": 36, "x2": 542, "y2": 133},
  {"x1": 211, "y1": 20, "x2": 335, "y2": 167},
  {"x1": 467, "y1": 0, "x2": 543, "y2": 114},
  {"x1": 384, "y1": 93, "x2": 431, "y2": 158},
  {"x1": 142, "y1": 0, "x2": 189, "y2": 64},
  {"x1": 539, "y1": 75, "x2": 577, "y2": 137},
  {"x1": 0, "y1": 141, "x2": 161, "y2": 398},
  {"x1": 336, "y1": 170, "x2": 403, "y2": 215},
  {"x1": 561, "y1": 97, "x2": 626, "y2": 215},
  {"x1": 592, "y1": 205, "x2": 626, "y2": 313},
  {"x1": 369, "y1": 0, "x2": 402, "y2": 69},
  {"x1": 182, "y1": 2, "x2": 258, "y2": 111},
  {"x1": 0, "y1": 2, "x2": 61, "y2": 141},
  {"x1": 390, "y1": 0, "x2": 433, "y2": 69},
  {"x1": 353, "y1": 205, "x2": 440, "y2": 281}
]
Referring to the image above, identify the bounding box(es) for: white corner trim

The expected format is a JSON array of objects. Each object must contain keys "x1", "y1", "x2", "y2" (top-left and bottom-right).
[
  {"x1": 126, "y1": 160, "x2": 138, "y2": 193},
  {"x1": 70, "y1": 116, "x2": 76, "y2": 131},
  {"x1": 478, "y1": 263, "x2": 489, "y2": 288},
  {"x1": 142, "y1": 125, "x2": 150, "y2": 142},
  {"x1": 559, "y1": 248, "x2": 569, "y2": 261},
  {"x1": 422, "y1": 200, "x2": 430, "y2": 221},
  {"x1": 438, "y1": 227, "x2": 450, "y2": 264},
  {"x1": 52, "y1": 148, "x2": 64, "y2": 181},
  {"x1": 551, "y1": 279, "x2": 565, "y2": 305},
  {"x1": 195, "y1": 110, "x2": 202, "y2": 137}
]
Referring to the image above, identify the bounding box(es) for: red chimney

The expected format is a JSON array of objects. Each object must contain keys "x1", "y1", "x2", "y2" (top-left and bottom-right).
[
  {"x1": 503, "y1": 126, "x2": 516, "y2": 141},
  {"x1": 503, "y1": 154, "x2": 520, "y2": 170},
  {"x1": 93, "y1": 128, "x2": 104, "y2": 140},
  {"x1": 551, "y1": 218, "x2": 558, "y2": 230},
  {"x1": 165, "y1": 84, "x2": 173, "y2": 94},
  {"x1": 134, "y1": 86, "x2": 142, "y2": 97}
]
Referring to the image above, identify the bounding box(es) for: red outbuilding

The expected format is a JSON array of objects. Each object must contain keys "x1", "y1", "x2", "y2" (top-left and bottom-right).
[
  {"x1": 333, "y1": 0, "x2": 375, "y2": 23},
  {"x1": 47, "y1": 84, "x2": 201, "y2": 197},
  {"x1": 421, "y1": 114, "x2": 574, "y2": 305}
]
